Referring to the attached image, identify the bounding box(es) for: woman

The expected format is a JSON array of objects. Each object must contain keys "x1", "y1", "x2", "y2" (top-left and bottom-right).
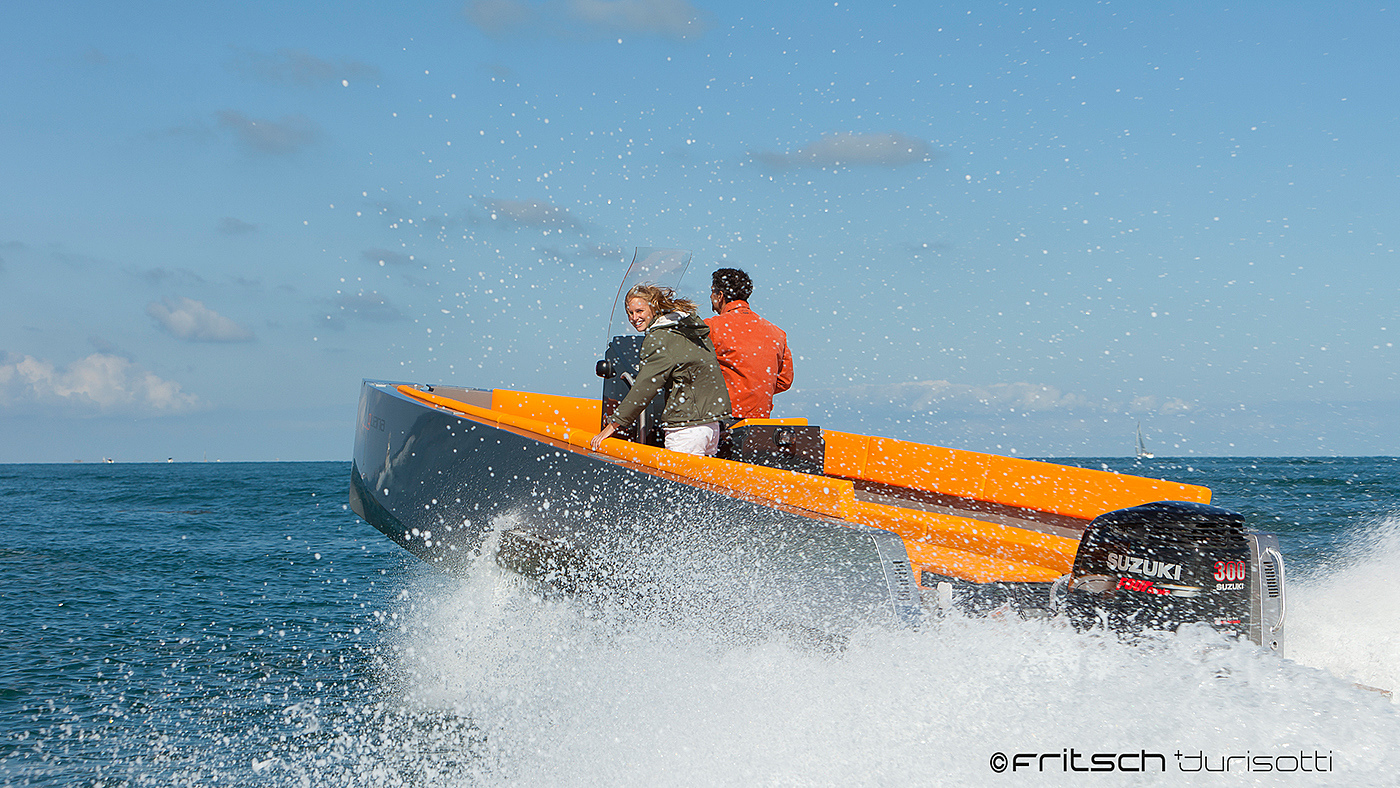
[{"x1": 590, "y1": 284, "x2": 732, "y2": 456}]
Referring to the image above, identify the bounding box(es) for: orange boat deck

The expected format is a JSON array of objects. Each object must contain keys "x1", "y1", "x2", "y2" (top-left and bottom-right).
[{"x1": 398, "y1": 385, "x2": 1211, "y2": 586}]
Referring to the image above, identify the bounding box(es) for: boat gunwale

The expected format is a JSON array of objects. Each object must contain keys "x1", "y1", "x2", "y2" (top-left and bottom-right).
[
  {"x1": 388, "y1": 380, "x2": 1206, "y2": 522},
  {"x1": 384, "y1": 382, "x2": 864, "y2": 526},
  {"x1": 386, "y1": 381, "x2": 1085, "y2": 579}
]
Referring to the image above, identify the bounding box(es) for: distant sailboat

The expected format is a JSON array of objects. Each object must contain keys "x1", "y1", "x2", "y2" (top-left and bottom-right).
[{"x1": 1135, "y1": 423, "x2": 1154, "y2": 459}]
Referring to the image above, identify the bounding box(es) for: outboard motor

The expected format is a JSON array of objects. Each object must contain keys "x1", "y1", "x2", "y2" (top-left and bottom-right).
[
  {"x1": 596, "y1": 334, "x2": 666, "y2": 447},
  {"x1": 1061, "y1": 501, "x2": 1285, "y2": 654}
]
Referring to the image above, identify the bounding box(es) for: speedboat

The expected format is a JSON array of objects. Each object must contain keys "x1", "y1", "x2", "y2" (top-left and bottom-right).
[{"x1": 348, "y1": 249, "x2": 1286, "y2": 651}]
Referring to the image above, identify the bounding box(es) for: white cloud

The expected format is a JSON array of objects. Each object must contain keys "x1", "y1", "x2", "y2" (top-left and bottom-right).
[
  {"x1": 146, "y1": 297, "x2": 254, "y2": 342},
  {"x1": 751, "y1": 132, "x2": 933, "y2": 170},
  {"x1": 218, "y1": 217, "x2": 257, "y2": 235},
  {"x1": 799, "y1": 379, "x2": 1195, "y2": 418},
  {"x1": 138, "y1": 267, "x2": 206, "y2": 287},
  {"x1": 0, "y1": 240, "x2": 24, "y2": 270},
  {"x1": 0, "y1": 352, "x2": 200, "y2": 413},
  {"x1": 361, "y1": 248, "x2": 418, "y2": 267},
  {"x1": 1160, "y1": 398, "x2": 1193, "y2": 415},
  {"x1": 889, "y1": 379, "x2": 1092, "y2": 413},
  {"x1": 579, "y1": 243, "x2": 627, "y2": 260},
  {"x1": 323, "y1": 290, "x2": 404, "y2": 327},
  {"x1": 229, "y1": 47, "x2": 380, "y2": 87},
  {"x1": 467, "y1": 0, "x2": 537, "y2": 34},
  {"x1": 466, "y1": 0, "x2": 711, "y2": 39},
  {"x1": 566, "y1": 0, "x2": 710, "y2": 37},
  {"x1": 1131, "y1": 394, "x2": 1194, "y2": 415},
  {"x1": 215, "y1": 110, "x2": 320, "y2": 155},
  {"x1": 484, "y1": 198, "x2": 580, "y2": 227}
]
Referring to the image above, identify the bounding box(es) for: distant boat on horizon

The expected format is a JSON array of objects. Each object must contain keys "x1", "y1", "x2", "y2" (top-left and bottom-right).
[{"x1": 1135, "y1": 423, "x2": 1154, "y2": 460}]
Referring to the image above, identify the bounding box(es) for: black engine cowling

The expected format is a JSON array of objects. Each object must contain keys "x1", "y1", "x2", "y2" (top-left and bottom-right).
[{"x1": 1064, "y1": 501, "x2": 1253, "y2": 639}]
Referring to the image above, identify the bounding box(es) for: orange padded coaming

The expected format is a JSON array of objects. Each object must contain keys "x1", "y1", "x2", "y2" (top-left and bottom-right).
[
  {"x1": 979, "y1": 455, "x2": 1207, "y2": 521},
  {"x1": 730, "y1": 418, "x2": 810, "y2": 428},
  {"x1": 904, "y1": 541, "x2": 1065, "y2": 584},
  {"x1": 845, "y1": 499, "x2": 1078, "y2": 576},
  {"x1": 823, "y1": 430, "x2": 873, "y2": 480},
  {"x1": 490, "y1": 389, "x2": 602, "y2": 432},
  {"x1": 823, "y1": 429, "x2": 1210, "y2": 521}
]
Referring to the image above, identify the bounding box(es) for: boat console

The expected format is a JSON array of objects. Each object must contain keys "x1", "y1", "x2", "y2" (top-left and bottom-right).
[{"x1": 596, "y1": 333, "x2": 666, "y2": 447}]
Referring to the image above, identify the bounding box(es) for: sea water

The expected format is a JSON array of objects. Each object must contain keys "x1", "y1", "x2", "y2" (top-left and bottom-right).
[{"x1": 0, "y1": 459, "x2": 1397, "y2": 785}]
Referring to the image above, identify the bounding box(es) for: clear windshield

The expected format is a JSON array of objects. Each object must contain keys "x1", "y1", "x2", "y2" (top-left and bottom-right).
[{"x1": 605, "y1": 247, "x2": 693, "y2": 339}]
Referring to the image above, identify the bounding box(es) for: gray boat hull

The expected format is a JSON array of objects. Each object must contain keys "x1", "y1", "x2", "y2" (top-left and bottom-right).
[{"x1": 349, "y1": 380, "x2": 923, "y2": 632}]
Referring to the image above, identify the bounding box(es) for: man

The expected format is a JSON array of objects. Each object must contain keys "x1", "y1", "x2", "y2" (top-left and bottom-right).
[{"x1": 704, "y1": 268, "x2": 794, "y2": 420}]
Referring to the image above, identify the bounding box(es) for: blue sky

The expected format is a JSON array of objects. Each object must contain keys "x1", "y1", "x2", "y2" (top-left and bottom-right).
[{"x1": 2, "y1": 0, "x2": 1396, "y2": 462}]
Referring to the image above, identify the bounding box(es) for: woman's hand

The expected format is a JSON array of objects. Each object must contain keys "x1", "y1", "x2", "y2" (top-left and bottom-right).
[{"x1": 590, "y1": 423, "x2": 618, "y2": 452}]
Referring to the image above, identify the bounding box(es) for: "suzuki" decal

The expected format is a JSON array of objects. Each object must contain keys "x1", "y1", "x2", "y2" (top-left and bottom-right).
[{"x1": 1107, "y1": 553, "x2": 1183, "y2": 581}]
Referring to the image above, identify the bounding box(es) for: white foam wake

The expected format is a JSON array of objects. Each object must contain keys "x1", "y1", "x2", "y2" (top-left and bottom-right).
[
  {"x1": 1287, "y1": 515, "x2": 1400, "y2": 696},
  {"x1": 371, "y1": 515, "x2": 1400, "y2": 786}
]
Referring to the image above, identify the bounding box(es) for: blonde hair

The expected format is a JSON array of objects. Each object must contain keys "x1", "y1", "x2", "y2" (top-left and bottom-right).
[{"x1": 626, "y1": 284, "x2": 698, "y2": 316}]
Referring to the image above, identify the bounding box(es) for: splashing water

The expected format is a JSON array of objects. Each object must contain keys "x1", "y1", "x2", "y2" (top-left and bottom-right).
[
  {"x1": 362, "y1": 516, "x2": 1400, "y2": 786},
  {"x1": 1288, "y1": 515, "x2": 1400, "y2": 695}
]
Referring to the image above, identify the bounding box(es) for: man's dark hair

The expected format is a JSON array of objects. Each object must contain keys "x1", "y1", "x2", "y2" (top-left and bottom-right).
[{"x1": 711, "y1": 268, "x2": 753, "y2": 302}]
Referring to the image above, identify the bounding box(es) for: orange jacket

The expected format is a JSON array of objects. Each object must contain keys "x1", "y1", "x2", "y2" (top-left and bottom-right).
[{"x1": 704, "y1": 301, "x2": 794, "y2": 419}]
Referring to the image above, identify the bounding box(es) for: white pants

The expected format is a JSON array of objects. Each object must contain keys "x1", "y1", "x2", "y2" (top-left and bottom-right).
[{"x1": 664, "y1": 422, "x2": 721, "y2": 456}]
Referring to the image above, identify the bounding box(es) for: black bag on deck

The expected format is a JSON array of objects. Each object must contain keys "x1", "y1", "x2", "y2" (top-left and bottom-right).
[{"x1": 718, "y1": 424, "x2": 825, "y2": 475}]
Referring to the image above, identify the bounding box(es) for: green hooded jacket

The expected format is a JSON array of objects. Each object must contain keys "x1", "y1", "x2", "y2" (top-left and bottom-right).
[{"x1": 608, "y1": 312, "x2": 732, "y2": 429}]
